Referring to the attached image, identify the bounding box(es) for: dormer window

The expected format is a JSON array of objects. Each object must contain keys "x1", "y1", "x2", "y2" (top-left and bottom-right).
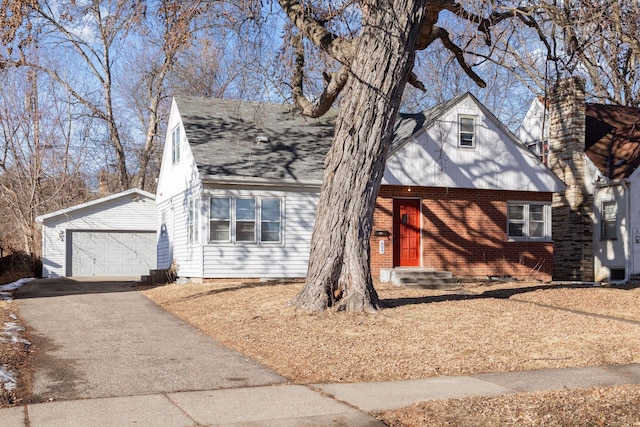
[
  {"x1": 459, "y1": 115, "x2": 476, "y2": 148},
  {"x1": 171, "y1": 125, "x2": 181, "y2": 164}
]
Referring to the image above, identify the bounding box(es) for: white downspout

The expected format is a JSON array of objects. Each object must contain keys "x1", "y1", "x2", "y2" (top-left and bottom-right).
[{"x1": 621, "y1": 180, "x2": 631, "y2": 284}]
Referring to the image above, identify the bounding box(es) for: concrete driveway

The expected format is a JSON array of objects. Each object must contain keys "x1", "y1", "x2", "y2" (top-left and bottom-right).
[{"x1": 15, "y1": 278, "x2": 286, "y2": 402}]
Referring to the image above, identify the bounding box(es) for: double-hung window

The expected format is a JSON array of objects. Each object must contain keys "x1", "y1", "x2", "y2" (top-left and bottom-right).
[
  {"x1": 171, "y1": 125, "x2": 181, "y2": 164},
  {"x1": 209, "y1": 197, "x2": 231, "y2": 241},
  {"x1": 507, "y1": 202, "x2": 550, "y2": 241},
  {"x1": 209, "y1": 197, "x2": 282, "y2": 244},
  {"x1": 459, "y1": 115, "x2": 476, "y2": 148},
  {"x1": 261, "y1": 199, "x2": 282, "y2": 242},
  {"x1": 601, "y1": 200, "x2": 617, "y2": 240},
  {"x1": 188, "y1": 198, "x2": 200, "y2": 244},
  {"x1": 236, "y1": 198, "x2": 256, "y2": 242}
]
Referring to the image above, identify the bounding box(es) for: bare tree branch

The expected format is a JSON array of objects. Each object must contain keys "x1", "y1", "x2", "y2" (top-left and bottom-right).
[
  {"x1": 429, "y1": 26, "x2": 487, "y2": 88},
  {"x1": 277, "y1": 0, "x2": 354, "y2": 65},
  {"x1": 291, "y1": 34, "x2": 349, "y2": 117}
]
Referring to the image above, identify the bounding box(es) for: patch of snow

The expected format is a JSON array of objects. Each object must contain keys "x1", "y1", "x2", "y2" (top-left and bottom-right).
[
  {"x1": 0, "y1": 278, "x2": 35, "y2": 302},
  {"x1": 0, "y1": 278, "x2": 34, "y2": 394},
  {"x1": 0, "y1": 364, "x2": 17, "y2": 392},
  {"x1": 1, "y1": 322, "x2": 30, "y2": 346}
]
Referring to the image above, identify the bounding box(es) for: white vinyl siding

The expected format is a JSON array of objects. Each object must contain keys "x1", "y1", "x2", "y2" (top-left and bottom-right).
[
  {"x1": 383, "y1": 94, "x2": 564, "y2": 193},
  {"x1": 156, "y1": 205, "x2": 172, "y2": 270},
  {"x1": 203, "y1": 188, "x2": 318, "y2": 278},
  {"x1": 166, "y1": 191, "x2": 203, "y2": 278},
  {"x1": 507, "y1": 202, "x2": 551, "y2": 241}
]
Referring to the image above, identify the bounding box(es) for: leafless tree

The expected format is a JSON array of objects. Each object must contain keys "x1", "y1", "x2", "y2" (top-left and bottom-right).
[
  {"x1": 477, "y1": 0, "x2": 640, "y2": 106},
  {"x1": 0, "y1": 66, "x2": 89, "y2": 266},
  {"x1": 279, "y1": 0, "x2": 540, "y2": 312}
]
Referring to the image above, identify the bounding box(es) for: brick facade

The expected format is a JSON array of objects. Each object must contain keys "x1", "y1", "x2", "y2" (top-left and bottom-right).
[
  {"x1": 547, "y1": 77, "x2": 594, "y2": 281},
  {"x1": 370, "y1": 185, "x2": 554, "y2": 281}
]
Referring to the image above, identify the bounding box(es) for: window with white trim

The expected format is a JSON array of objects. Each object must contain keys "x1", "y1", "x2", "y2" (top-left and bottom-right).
[
  {"x1": 188, "y1": 198, "x2": 200, "y2": 244},
  {"x1": 261, "y1": 199, "x2": 282, "y2": 242},
  {"x1": 459, "y1": 115, "x2": 476, "y2": 148},
  {"x1": 507, "y1": 202, "x2": 550, "y2": 241},
  {"x1": 209, "y1": 197, "x2": 231, "y2": 241},
  {"x1": 601, "y1": 200, "x2": 617, "y2": 240},
  {"x1": 236, "y1": 198, "x2": 256, "y2": 242},
  {"x1": 171, "y1": 125, "x2": 181, "y2": 164},
  {"x1": 208, "y1": 197, "x2": 282, "y2": 244}
]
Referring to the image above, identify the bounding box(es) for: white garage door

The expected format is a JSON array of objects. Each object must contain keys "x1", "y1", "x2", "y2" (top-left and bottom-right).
[{"x1": 71, "y1": 231, "x2": 156, "y2": 277}]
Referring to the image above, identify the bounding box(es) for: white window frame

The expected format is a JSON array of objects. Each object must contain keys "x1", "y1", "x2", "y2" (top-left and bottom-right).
[
  {"x1": 260, "y1": 199, "x2": 282, "y2": 243},
  {"x1": 458, "y1": 115, "x2": 476, "y2": 148},
  {"x1": 209, "y1": 197, "x2": 231, "y2": 242},
  {"x1": 171, "y1": 125, "x2": 181, "y2": 164},
  {"x1": 207, "y1": 196, "x2": 283, "y2": 244},
  {"x1": 188, "y1": 198, "x2": 200, "y2": 245},
  {"x1": 235, "y1": 198, "x2": 257, "y2": 242},
  {"x1": 507, "y1": 202, "x2": 551, "y2": 242},
  {"x1": 601, "y1": 200, "x2": 617, "y2": 240}
]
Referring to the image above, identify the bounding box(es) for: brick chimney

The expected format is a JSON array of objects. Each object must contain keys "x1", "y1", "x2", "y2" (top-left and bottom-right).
[{"x1": 548, "y1": 77, "x2": 594, "y2": 281}]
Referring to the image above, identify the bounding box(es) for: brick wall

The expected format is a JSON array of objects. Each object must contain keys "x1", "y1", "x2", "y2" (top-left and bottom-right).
[
  {"x1": 548, "y1": 77, "x2": 594, "y2": 281},
  {"x1": 370, "y1": 185, "x2": 554, "y2": 281}
]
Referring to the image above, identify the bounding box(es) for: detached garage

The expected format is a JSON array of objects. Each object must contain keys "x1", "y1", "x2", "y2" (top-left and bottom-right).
[{"x1": 37, "y1": 188, "x2": 157, "y2": 278}]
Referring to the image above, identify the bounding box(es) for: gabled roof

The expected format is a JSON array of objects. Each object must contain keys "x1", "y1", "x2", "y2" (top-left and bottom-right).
[
  {"x1": 585, "y1": 103, "x2": 640, "y2": 179},
  {"x1": 175, "y1": 97, "x2": 337, "y2": 184},
  {"x1": 175, "y1": 94, "x2": 559, "y2": 192},
  {"x1": 390, "y1": 94, "x2": 465, "y2": 152},
  {"x1": 36, "y1": 188, "x2": 155, "y2": 223}
]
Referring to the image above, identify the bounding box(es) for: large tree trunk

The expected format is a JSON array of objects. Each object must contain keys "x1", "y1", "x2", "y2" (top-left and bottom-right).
[{"x1": 291, "y1": 0, "x2": 430, "y2": 312}]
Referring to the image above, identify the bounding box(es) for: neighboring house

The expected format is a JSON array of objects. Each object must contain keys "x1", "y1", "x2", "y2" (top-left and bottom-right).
[
  {"x1": 37, "y1": 188, "x2": 157, "y2": 278},
  {"x1": 157, "y1": 94, "x2": 564, "y2": 282},
  {"x1": 518, "y1": 77, "x2": 640, "y2": 283}
]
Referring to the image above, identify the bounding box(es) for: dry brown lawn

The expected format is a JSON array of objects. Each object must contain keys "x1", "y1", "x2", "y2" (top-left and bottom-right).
[{"x1": 144, "y1": 279, "x2": 640, "y2": 426}]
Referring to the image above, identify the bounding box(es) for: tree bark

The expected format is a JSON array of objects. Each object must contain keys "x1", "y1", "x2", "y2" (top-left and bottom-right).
[{"x1": 290, "y1": 0, "x2": 431, "y2": 312}]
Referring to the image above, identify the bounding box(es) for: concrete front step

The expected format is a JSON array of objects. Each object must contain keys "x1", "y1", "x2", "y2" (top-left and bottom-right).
[
  {"x1": 381, "y1": 268, "x2": 459, "y2": 289},
  {"x1": 139, "y1": 269, "x2": 173, "y2": 286}
]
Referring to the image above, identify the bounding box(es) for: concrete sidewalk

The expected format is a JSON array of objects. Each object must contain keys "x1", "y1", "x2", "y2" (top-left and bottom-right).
[{"x1": 2, "y1": 363, "x2": 640, "y2": 426}]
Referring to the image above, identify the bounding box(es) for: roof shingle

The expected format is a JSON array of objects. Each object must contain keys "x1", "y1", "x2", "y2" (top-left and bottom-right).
[{"x1": 585, "y1": 104, "x2": 640, "y2": 179}]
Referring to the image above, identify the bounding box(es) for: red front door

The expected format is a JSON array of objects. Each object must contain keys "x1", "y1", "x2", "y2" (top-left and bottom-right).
[{"x1": 393, "y1": 199, "x2": 421, "y2": 267}]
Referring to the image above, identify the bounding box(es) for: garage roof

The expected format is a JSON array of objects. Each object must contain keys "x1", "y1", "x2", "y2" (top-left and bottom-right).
[{"x1": 36, "y1": 188, "x2": 155, "y2": 223}]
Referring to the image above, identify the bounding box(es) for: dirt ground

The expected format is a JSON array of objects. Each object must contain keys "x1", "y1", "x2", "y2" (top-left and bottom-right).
[
  {"x1": 144, "y1": 279, "x2": 640, "y2": 426},
  {"x1": 0, "y1": 271, "x2": 34, "y2": 408}
]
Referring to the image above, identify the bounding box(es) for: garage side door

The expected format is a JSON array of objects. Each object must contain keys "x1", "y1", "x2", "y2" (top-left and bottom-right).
[{"x1": 70, "y1": 231, "x2": 156, "y2": 277}]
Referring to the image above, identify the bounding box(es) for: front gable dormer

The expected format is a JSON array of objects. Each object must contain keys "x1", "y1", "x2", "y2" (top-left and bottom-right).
[{"x1": 383, "y1": 93, "x2": 564, "y2": 193}]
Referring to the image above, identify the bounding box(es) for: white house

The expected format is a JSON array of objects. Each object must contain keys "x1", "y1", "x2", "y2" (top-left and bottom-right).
[
  {"x1": 157, "y1": 94, "x2": 564, "y2": 282},
  {"x1": 155, "y1": 98, "x2": 336, "y2": 279},
  {"x1": 518, "y1": 78, "x2": 640, "y2": 283},
  {"x1": 37, "y1": 188, "x2": 157, "y2": 278}
]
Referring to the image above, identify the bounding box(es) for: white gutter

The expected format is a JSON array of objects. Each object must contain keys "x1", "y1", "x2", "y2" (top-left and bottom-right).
[{"x1": 200, "y1": 174, "x2": 322, "y2": 189}]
